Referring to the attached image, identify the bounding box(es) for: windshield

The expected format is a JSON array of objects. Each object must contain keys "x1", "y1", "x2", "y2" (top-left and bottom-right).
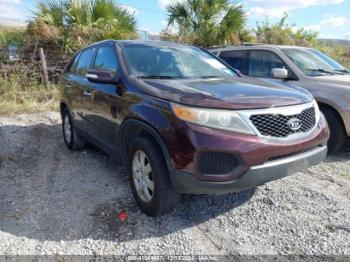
[
  {"x1": 282, "y1": 48, "x2": 349, "y2": 76},
  {"x1": 122, "y1": 43, "x2": 236, "y2": 79}
]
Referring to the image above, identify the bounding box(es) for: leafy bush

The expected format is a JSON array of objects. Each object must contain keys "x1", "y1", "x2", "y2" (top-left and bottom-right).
[
  {"x1": 0, "y1": 26, "x2": 24, "y2": 47},
  {"x1": 317, "y1": 42, "x2": 350, "y2": 68},
  {"x1": 255, "y1": 14, "x2": 318, "y2": 46},
  {"x1": 253, "y1": 13, "x2": 349, "y2": 68}
]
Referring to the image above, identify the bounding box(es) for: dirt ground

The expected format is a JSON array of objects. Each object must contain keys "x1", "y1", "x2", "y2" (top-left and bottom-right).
[{"x1": 0, "y1": 112, "x2": 349, "y2": 257}]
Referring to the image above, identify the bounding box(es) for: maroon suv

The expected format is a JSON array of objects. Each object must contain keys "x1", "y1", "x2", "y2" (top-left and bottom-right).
[{"x1": 60, "y1": 40, "x2": 329, "y2": 216}]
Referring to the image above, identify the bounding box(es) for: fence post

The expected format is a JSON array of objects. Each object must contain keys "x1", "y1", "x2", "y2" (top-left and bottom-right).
[{"x1": 38, "y1": 47, "x2": 49, "y2": 88}]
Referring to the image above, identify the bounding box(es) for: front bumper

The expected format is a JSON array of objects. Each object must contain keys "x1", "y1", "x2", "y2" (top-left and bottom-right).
[{"x1": 170, "y1": 145, "x2": 327, "y2": 194}]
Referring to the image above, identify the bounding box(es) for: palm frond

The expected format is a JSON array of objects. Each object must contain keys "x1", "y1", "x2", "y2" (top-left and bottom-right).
[
  {"x1": 166, "y1": 0, "x2": 246, "y2": 47},
  {"x1": 30, "y1": 0, "x2": 137, "y2": 51}
]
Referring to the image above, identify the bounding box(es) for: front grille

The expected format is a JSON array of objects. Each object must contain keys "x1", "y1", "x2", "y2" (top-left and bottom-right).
[
  {"x1": 198, "y1": 152, "x2": 238, "y2": 175},
  {"x1": 250, "y1": 107, "x2": 316, "y2": 138}
]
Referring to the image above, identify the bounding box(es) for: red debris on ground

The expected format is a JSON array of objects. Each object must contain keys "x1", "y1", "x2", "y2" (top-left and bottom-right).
[{"x1": 118, "y1": 212, "x2": 128, "y2": 221}]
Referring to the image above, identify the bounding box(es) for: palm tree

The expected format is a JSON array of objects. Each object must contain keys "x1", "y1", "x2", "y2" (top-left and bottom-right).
[
  {"x1": 33, "y1": 0, "x2": 67, "y2": 26},
  {"x1": 30, "y1": 0, "x2": 136, "y2": 52},
  {"x1": 166, "y1": 0, "x2": 246, "y2": 47}
]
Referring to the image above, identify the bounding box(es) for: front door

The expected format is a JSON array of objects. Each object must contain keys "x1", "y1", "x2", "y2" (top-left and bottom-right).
[
  {"x1": 247, "y1": 50, "x2": 292, "y2": 88},
  {"x1": 87, "y1": 45, "x2": 122, "y2": 148}
]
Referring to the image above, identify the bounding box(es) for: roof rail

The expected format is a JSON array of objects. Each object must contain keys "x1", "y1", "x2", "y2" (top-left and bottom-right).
[
  {"x1": 206, "y1": 45, "x2": 227, "y2": 49},
  {"x1": 241, "y1": 42, "x2": 269, "y2": 46},
  {"x1": 207, "y1": 43, "x2": 270, "y2": 49}
]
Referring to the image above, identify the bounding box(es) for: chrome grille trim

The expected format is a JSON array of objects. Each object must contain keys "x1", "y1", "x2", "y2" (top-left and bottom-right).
[
  {"x1": 239, "y1": 101, "x2": 319, "y2": 141},
  {"x1": 250, "y1": 107, "x2": 315, "y2": 137}
]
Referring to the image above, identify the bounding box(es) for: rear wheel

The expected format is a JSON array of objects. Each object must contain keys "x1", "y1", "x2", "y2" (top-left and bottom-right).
[
  {"x1": 128, "y1": 136, "x2": 181, "y2": 216},
  {"x1": 61, "y1": 108, "x2": 86, "y2": 150},
  {"x1": 321, "y1": 107, "x2": 346, "y2": 153}
]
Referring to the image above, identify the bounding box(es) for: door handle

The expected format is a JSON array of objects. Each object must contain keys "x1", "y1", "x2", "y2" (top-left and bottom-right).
[{"x1": 83, "y1": 90, "x2": 93, "y2": 97}]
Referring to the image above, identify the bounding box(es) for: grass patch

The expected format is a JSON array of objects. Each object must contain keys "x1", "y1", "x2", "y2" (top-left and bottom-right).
[
  {"x1": 0, "y1": 67, "x2": 59, "y2": 115},
  {"x1": 0, "y1": 89, "x2": 59, "y2": 115}
]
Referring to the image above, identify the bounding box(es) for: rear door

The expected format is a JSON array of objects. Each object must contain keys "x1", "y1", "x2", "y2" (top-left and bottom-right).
[
  {"x1": 63, "y1": 47, "x2": 97, "y2": 132},
  {"x1": 87, "y1": 44, "x2": 121, "y2": 148}
]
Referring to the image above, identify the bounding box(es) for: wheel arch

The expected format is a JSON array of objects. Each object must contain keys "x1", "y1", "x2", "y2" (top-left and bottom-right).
[
  {"x1": 60, "y1": 100, "x2": 69, "y2": 116},
  {"x1": 118, "y1": 118, "x2": 173, "y2": 171},
  {"x1": 318, "y1": 101, "x2": 346, "y2": 131}
]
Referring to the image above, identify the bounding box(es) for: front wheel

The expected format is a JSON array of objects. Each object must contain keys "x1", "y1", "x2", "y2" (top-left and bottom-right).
[
  {"x1": 128, "y1": 137, "x2": 181, "y2": 216},
  {"x1": 321, "y1": 107, "x2": 346, "y2": 153}
]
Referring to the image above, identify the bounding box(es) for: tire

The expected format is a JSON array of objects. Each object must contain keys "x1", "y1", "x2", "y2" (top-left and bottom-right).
[
  {"x1": 128, "y1": 136, "x2": 181, "y2": 216},
  {"x1": 61, "y1": 108, "x2": 86, "y2": 151},
  {"x1": 321, "y1": 107, "x2": 346, "y2": 153}
]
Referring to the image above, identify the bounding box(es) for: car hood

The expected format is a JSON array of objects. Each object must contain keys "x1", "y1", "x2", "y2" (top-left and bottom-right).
[
  {"x1": 134, "y1": 76, "x2": 313, "y2": 110},
  {"x1": 313, "y1": 74, "x2": 350, "y2": 87}
]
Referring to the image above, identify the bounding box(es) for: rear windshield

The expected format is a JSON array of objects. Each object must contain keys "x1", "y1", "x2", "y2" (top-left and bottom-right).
[{"x1": 121, "y1": 43, "x2": 236, "y2": 79}]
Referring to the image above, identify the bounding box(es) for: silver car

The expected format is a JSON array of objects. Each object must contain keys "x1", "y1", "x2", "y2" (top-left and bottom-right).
[{"x1": 210, "y1": 44, "x2": 350, "y2": 152}]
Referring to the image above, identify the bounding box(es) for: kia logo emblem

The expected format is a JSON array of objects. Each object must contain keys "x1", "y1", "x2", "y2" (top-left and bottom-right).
[{"x1": 287, "y1": 118, "x2": 302, "y2": 131}]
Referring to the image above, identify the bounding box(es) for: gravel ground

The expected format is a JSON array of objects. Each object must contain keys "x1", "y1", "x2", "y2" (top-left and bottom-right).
[{"x1": 0, "y1": 112, "x2": 349, "y2": 257}]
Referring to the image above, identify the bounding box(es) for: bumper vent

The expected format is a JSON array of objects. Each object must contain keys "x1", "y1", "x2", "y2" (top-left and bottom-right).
[
  {"x1": 250, "y1": 107, "x2": 316, "y2": 138},
  {"x1": 198, "y1": 152, "x2": 238, "y2": 175}
]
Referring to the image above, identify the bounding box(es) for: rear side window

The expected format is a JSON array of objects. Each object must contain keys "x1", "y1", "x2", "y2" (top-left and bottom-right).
[
  {"x1": 219, "y1": 51, "x2": 247, "y2": 73},
  {"x1": 75, "y1": 48, "x2": 96, "y2": 76},
  {"x1": 68, "y1": 53, "x2": 80, "y2": 73},
  {"x1": 93, "y1": 46, "x2": 118, "y2": 74},
  {"x1": 248, "y1": 51, "x2": 285, "y2": 78}
]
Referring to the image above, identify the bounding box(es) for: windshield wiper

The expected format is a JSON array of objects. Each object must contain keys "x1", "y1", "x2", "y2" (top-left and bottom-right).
[
  {"x1": 137, "y1": 75, "x2": 177, "y2": 79},
  {"x1": 334, "y1": 69, "x2": 350, "y2": 73},
  {"x1": 197, "y1": 75, "x2": 222, "y2": 78},
  {"x1": 306, "y1": 68, "x2": 338, "y2": 75}
]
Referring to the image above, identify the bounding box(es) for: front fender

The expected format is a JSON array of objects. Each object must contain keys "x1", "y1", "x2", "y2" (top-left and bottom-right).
[{"x1": 118, "y1": 97, "x2": 176, "y2": 170}]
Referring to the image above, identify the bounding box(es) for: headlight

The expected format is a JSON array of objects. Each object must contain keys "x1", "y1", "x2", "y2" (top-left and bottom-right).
[
  {"x1": 171, "y1": 103, "x2": 256, "y2": 135},
  {"x1": 313, "y1": 99, "x2": 321, "y2": 123}
]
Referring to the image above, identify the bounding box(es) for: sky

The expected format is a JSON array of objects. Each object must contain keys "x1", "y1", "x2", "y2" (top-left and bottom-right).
[{"x1": 0, "y1": 0, "x2": 349, "y2": 40}]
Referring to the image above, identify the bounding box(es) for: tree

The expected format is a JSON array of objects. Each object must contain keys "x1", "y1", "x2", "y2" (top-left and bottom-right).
[
  {"x1": 166, "y1": 0, "x2": 246, "y2": 47},
  {"x1": 255, "y1": 14, "x2": 318, "y2": 46},
  {"x1": 29, "y1": 0, "x2": 137, "y2": 52}
]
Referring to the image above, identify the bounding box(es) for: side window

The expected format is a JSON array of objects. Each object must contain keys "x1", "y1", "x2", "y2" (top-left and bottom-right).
[
  {"x1": 75, "y1": 48, "x2": 96, "y2": 76},
  {"x1": 68, "y1": 53, "x2": 80, "y2": 73},
  {"x1": 93, "y1": 46, "x2": 117, "y2": 74},
  {"x1": 248, "y1": 51, "x2": 285, "y2": 78},
  {"x1": 219, "y1": 51, "x2": 247, "y2": 73}
]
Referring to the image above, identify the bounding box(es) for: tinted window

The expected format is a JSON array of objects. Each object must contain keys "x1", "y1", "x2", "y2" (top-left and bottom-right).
[
  {"x1": 248, "y1": 51, "x2": 285, "y2": 77},
  {"x1": 94, "y1": 46, "x2": 117, "y2": 74},
  {"x1": 69, "y1": 53, "x2": 80, "y2": 73},
  {"x1": 75, "y1": 48, "x2": 96, "y2": 76},
  {"x1": 220, "y1": 51, "x2": 247, "y2": 73}
]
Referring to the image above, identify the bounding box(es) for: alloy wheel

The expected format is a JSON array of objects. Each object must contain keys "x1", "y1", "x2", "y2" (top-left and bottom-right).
[
  {"x1": 132, "y1": 150, "x2": 154, "y2": 203},
  {"x1": 64, "y1": 114, "x2": 72, "y2": 144}
]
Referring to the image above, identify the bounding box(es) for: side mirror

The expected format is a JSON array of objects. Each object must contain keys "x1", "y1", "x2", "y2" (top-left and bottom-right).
[
  {"x1": 271, "y1": 68, "x2": 288, "y2": 79},
  {"x1": 86, "y1": 69, "x2": 118, "y2": 84}
]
